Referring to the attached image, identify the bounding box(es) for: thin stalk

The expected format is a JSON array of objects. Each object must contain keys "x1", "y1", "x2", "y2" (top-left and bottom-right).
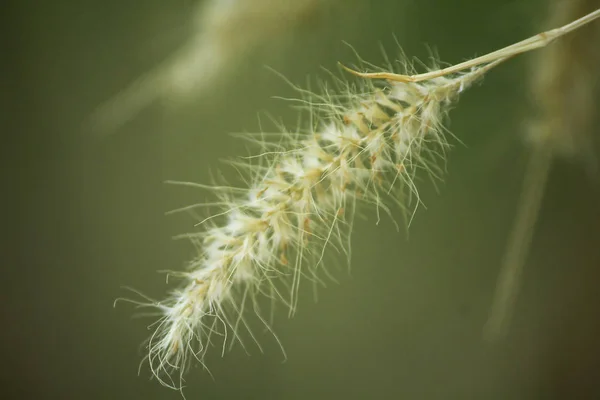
[
  {"x1": 340, "y1": 8, "x2": 600, "y2": 83},
  {"x1": 483, "y1": 143, "x2": 554, "y2": 341}
]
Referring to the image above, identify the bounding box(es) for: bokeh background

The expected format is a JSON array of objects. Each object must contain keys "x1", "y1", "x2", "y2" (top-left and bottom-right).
[{"x1": 7, "y1": 0, "x2": 600, "y2": 399}]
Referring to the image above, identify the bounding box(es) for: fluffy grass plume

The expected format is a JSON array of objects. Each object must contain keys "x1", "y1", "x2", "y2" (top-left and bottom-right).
[
  {"x1": 89, "y1": 0, "x2": 331, "y2": 135},
  {"x1": 119, "y1": 7, "x2": 600, "y2": 391}
]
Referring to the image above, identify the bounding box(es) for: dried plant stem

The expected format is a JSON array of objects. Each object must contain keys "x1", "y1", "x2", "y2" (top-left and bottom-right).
[
  {"x1": 484, "y1": 0, "x2": 600, "y2": 341},
  {"x1": 483, "y1": 143, "x2": 553, "y2": 341},
  {"x1": 341, "y1": 8, "x2": 600, "y2": 83}
]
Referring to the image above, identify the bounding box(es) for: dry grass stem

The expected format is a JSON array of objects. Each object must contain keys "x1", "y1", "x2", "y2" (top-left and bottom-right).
[
  {"x1": 340, "y1": 8, "x2": 599, "y2": 83},
  {"x1": 484, "y1": 0, "x2": 600, "y2": 341}
]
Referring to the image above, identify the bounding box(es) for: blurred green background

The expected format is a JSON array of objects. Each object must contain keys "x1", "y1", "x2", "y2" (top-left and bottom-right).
[{"x1": 8, "y1": 0, "x2": 600, "y2": 399}]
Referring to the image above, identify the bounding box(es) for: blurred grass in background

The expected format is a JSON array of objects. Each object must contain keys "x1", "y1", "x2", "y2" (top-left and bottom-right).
[{"x1": 7, "y1": 0, "x2": 600, "y2": 398}]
